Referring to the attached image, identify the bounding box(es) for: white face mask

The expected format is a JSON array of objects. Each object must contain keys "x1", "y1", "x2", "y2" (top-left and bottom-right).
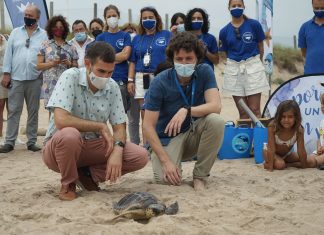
[
  {"x1": 130, "y1": 33, "x2": 136, "y2": 41},
  {"x1": 107, "y1": 17, "x2": 119, "y2": 29},
  {"x1": 174, "y1": 63, "x2": 196, "y2": 78},
  {"x1": 89, "y1": 71, "x2": 109, "y2": 90}
]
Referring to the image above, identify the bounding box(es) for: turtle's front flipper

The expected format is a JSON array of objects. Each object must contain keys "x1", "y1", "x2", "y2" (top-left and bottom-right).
[
  {"x1": 111, "y1": 209, "x2": 147, "y2": 221},
  {"x1": 165, "y1": 201, "x2": 179, "y2": 215}
]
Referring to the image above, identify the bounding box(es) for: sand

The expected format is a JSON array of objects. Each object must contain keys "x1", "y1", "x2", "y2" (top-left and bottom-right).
[{"x1": 1, "y1": 68, "x2": 324, "y2": 235}]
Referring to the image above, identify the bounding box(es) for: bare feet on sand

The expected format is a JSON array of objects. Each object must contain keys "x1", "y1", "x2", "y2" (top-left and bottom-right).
[{"x1": 193, "y1": 178, "x2": 206, "y2": 191}]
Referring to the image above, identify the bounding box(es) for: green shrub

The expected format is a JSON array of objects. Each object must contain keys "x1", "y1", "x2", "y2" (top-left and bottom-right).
[{"x1": 273, "y1": 45, "x2": 303, "y2": 73}]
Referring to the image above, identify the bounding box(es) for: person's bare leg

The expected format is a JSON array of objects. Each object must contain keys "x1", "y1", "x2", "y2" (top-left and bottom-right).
[
  {"x1": 273, "y1": 155, "x2": 286, "y2": 170},
  {"x1": 0, "y1": 99, "x2": 6, "y2": 137},
  {"x1": 285, "y1": 152, "x2": 304, "y2": 168},
  {"x1": 138, "y1": 98, "x2": 146, "y2": 145},
  {"x1": 233, "y1": 96, "x2": 249, "y2": 119},
  {"x1": 193, "y1": 178, "x2": 206, "y2": 191},
  {"x1": 246, "y1": 93, "x2": 262, "y2": 118}
]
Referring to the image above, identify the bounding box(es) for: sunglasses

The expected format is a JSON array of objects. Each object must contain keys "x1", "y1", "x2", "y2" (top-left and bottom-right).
[
  {"x1": 25, "y1": 38, "x2": 30, "y2": 48},
  {"x1": 234, "y1": 27, "x2": 241, "y2": 40}
]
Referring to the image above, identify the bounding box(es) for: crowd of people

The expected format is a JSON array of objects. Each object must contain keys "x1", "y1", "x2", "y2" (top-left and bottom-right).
[{"x1": 0, "y1": 0, "x2": 323, "y2": 200}]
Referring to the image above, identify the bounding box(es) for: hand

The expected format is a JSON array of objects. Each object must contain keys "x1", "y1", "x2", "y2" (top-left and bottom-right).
[
  {"x1": 1, "y1": 73, "x2": 11, "y2": 88},
  {"x1": 61, "y1": 59, "x2": 71, "y2": 67},
  {"x1": 100, "y1": 124, "x2": 114, "y2": 157},
  {"x1": 127, "y1": 82, "x2": 135, "y2": 96},
  {"x1": 106, "y1": 150, "x2": 122, "y2": 183},
  {"x1": 52, "y1": 58, "x2": 61, "y2": 67},
  {"x1": 170, "y1": 25, "x2": 178, "y2": 33},
  {"x1": 162, "y1": 160, "x2": 181, "y2": 185},
  {"x1": 317, "y1": 146, "x2": 324, "y2": 155},
  {"x1": 164, "y1": 108, "x2": 188, "y2": 137}
]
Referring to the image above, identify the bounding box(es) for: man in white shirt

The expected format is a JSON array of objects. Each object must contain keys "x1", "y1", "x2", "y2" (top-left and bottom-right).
[{"x1": 69, "y1": 20, "x2": 93, "y2": 68}]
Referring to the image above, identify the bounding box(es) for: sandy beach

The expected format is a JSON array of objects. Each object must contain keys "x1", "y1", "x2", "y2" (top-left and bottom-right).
[{"x1": 1, "y1": 69, "x2": 324, "y2": 235}]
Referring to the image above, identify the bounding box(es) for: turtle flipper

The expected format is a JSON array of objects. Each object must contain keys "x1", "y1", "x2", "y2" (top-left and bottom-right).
[
  {"x1": 111, "y1": 209, "x2": 147, "y2": 221},
  {"x1": 165, "y1": 201, "x2": 179, "y2": 215}
]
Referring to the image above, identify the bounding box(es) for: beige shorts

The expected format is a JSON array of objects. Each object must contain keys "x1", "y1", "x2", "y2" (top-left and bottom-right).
[
  {"x1": 134, "y1": 72, "x2": 154, "y2": 99},
  {"x1": 222, "y1": 55, "x2": 270, "y2": 97}
]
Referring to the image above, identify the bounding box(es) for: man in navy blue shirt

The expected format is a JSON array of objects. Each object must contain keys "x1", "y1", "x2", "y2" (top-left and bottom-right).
[
  {"x1": 298, "y1": 0, "x2": 324, "y2": 74},
  {"x1": 143, "y1": 32, "x2": 224, "y2": 191}
]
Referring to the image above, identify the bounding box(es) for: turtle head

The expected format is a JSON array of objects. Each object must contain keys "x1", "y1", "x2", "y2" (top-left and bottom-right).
[{"x1": 145, "y1": 203, "x2": 166, "y2": 217}]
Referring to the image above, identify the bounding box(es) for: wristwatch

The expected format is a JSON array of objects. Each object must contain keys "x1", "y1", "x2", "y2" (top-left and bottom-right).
[
  {"x1": 183, "y1": 105, "x2": 191, "y2": 117},
  {"x1": 114, "y1": 140, "x2": 125, "y2": 148}
]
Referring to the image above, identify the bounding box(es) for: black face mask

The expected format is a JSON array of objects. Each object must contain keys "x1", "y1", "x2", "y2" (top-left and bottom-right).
[
  {"x1": 24, "y1": 17, "x2": 37, "y2": 27},
  {"x1": 92, "y1": 30, "x2": 103, "y2": 38}
]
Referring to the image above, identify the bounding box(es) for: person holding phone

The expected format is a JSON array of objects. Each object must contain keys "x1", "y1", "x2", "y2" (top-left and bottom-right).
[
  {"x1": 37, "y1": 15, "x2": 78, "y2": 114},
  {"x1": 127, "y1": 6, "x2": 171, "y2": 145}
]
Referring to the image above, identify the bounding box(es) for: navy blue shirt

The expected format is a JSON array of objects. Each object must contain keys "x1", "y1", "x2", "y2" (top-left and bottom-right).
[
  {"x1": 219, "y1": 19, "x2": 265, "y2": 62},
  {"x1": 145, "y1": 63, "x2": 217, "y2": 145},
  {"x1": 298, "y1": 18, "x2": 324, "y2": 74},
  {"x1": 130, "y1": 30, "x2": 171, "y2": 73},
  {"x1": 96, "y1": 31, "x2": 131, "y2": 82},
  {"x1": 198, "y1": 33, "x2": 218, "y2": 70}
]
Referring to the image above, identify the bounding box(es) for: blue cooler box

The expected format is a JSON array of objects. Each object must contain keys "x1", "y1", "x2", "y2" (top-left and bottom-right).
[
  {"x1": 218, "y1": 122, "x2": 253, "y2": 160},
  {"x1": 253, "y1": 126, "x2": 268, "y2": 164}
]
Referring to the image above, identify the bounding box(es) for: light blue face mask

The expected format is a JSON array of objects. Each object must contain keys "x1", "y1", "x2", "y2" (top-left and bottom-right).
[
  {"x1": 230, "y1": 7, "x2": 244, "y2": 18},
  {"x1": 174, "y1": 63, "x2": 196, "y2": 77},
  {"x1": 75, "y1": 32, "x2": 87, "y2": 42},
  {"x1": 314, "y1": 10, "x2": 324, "y2": 18},
  {"x1": 177, "y1": 24, "x2": 185, "y2": 33}
]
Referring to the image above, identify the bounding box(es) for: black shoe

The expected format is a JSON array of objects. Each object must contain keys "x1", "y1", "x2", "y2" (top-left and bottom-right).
[
  {"x1": 0, "y1": 144, "x2": 14, "y2": 153},
  {"x1": 77, "y1": 166, "x2": 100, "y2": 191},
  {"x1": 27, "y1": 144, "x2": 41, "y2": 152}
]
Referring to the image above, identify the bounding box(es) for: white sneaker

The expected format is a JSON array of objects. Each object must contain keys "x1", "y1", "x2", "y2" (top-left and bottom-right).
[{"x1": 16, "y1": 138, "x2": 25, "y2": 145}]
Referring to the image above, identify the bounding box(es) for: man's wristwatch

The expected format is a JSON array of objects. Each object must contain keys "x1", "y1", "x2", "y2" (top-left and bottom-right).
[
  {"x1": 114, "y1": 140, "x2": 125, "y2": 148},
  {"x1": 183, "y1": 105, "x2": 191, "y2": 117}
]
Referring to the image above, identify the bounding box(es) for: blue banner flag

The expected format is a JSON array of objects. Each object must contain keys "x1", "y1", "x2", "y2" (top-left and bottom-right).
[
  {"x1": 4, "y1": 0, "x2": 49, "y2": 28},
  {"x1": 257, "y1": 0, "x2": 273, "y2": 75}
]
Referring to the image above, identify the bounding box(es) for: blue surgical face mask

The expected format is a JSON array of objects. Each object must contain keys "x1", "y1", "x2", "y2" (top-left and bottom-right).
[
  {"x1": 75, "y1": 32, "x2": 87, "y2": 42},
  {"x1": 142, "y1": 19, "x2": 156, "y2": 30},
  {"x1": 314, "y1": 10, "x2": 324, "y2": 18},
  {"x1": 177, "y1": 24, "x2": 185, "y2": 33},
  {"x1": 174, "y1": 63, "x2": 196, "y2": 78},
  {"x1": 191, "y1": 21, "x2": 203, "y2": 30},
  {"x1": 230, "y1": 7, "x2": 244, "y2": 18}
]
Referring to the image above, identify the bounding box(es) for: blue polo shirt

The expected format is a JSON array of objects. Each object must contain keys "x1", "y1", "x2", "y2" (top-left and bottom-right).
[
  {"x1": 198, "y1": 33, "x2": 218, "y2": 70},
  {"x1": 219, "y1": 19, "x2": 265, "y2": 62},
  {"x1": 298, "y1": 18, "x2": 324, "y2": 74},
  {"x1": 96, "y1": 31, "x2": 131, "y2": 82},
  {"x1": 145, "y1": 63, "x2": 217, "y2": 145},
  {"x1": 129, "y1": 30, "x2": 171, "y2": 73}
]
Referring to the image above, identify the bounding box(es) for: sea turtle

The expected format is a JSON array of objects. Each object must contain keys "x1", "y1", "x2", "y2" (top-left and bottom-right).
[{"x1": 112, "y1": 192, "x2": 179, "y2": 221}]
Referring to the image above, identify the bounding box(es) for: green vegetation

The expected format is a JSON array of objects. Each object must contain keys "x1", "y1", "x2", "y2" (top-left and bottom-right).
[
  {"x1": 273, "y1": 45, "x2": 303, "y2": 74},
  {"x1": 272, "y1": 77, "x2": 285, "y2": 85}
]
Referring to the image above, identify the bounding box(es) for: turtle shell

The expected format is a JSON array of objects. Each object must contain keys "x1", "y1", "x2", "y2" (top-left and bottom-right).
[{"x1": 113, "y1": 192, "x2": 160, "y2": 214}]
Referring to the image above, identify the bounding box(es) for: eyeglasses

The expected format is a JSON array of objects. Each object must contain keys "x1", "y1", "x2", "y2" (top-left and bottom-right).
[
  {"x1": 25, "y1": 38, "x2": 30, "y2": 48},
  {"x1": 234, "y1": 27, "x2": 241, "y2": 40}
]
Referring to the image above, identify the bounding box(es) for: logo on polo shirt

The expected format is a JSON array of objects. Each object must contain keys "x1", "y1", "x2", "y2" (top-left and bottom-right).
[
  {"x1": 116, "y1": 39, "x2": 124, "y2": 49},
  {"x1": 242, "y1": 32, "x2": 254, "y2": 43},
  {"x1": 156, "y1": 37, "x2": 166, "y2": 46}
]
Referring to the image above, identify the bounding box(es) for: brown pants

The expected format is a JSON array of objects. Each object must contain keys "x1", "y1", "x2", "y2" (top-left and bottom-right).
[{"x1": 42, "y1": 127, "x2": 149, "y2": 186}]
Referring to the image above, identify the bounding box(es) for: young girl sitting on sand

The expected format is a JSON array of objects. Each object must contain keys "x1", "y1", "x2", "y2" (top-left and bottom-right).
[{"x1": 264, "y1": 100, "x2": 324, "y2": 171}]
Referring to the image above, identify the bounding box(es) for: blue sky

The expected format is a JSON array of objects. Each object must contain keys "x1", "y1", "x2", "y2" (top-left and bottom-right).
[{"x1": 3, "y1": 0, "x2": 314, "y2": 46}]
